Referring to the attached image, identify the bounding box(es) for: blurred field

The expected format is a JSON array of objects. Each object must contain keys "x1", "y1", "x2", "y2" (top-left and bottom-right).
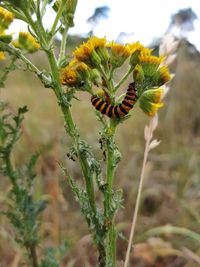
[{"x1": 0, "y1": 38, "x2": 200, "y2": 267}]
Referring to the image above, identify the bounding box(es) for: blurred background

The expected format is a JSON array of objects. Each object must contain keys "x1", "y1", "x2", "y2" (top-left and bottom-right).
[{"x1": 0, "y1": 0, "x2": 200, "y2": 266}]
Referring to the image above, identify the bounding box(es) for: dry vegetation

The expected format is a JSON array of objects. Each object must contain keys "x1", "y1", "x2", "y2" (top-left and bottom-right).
[{"x1": 0, "y1": 38, "x2": 200, "y2": 267}]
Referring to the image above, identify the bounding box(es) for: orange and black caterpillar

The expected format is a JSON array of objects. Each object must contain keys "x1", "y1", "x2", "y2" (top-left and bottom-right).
[{"x1": 91, "y1": 82, "x2": 137, "y2": 119}]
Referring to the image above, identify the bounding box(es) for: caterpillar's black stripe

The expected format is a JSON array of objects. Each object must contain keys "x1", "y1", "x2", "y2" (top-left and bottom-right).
[{"x1": 91, "y1": 82, "x2": 137, "y2": 119}]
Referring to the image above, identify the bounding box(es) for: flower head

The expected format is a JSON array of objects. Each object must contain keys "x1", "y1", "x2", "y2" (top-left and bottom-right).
[
  {"x1": 73, "y1": 42, "x2": 93, "y2": 61},
  {"x1": 133, "y1": 64, "x2": 144, "y2": 83},
  {"x1": 139, "y1": 88, "x2": 164, "y2": 116},
  {"x1": 128, "y1": 41, "x2": 147, "y2": 66},
  {"x1": 13, "y1": 32, "x2": 40, "y2": 53},
  {"x1": 107, "y1": 41, "x2": 130, "y2": 68},
  {"x1": 139, "y1": 50, "x2": 165, "y2": 67},
  {"x1": 128, "y1": 41, "x2": 145, "y2": 54},
  {"x1": 69, "y1": 59, "x2": 89, "y2": 73},
  {"x1": 88, "y1": 36, "x2": 107, "y2": 49},
  {"x1": 60, "y1": 66, "x2": 80, "y2": 86},
  {"x1": 0, "y1": 7, "x2": 14, "y2": 31},
  {"x1": 158, "y1": 65, "x2": 171, "y2": 84},
  {"x1": 53, "y1": 0, "x2": 77, "y2": 27},
  {"x1": 73, "y1": 41, "x2": 102, "y2": 66}
]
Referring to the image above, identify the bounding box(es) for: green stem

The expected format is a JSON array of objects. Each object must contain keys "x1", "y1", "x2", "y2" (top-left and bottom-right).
[
  {"x1": 46, "y1": 50, "x2": 97, "y2": 216},
  {"x1": 28, "y1": 244, "x2": 39, "y2": 267},
  {"x1": 103, "y1": 120, "x2": 117, "y2": 267},
  {"x1": 58, "y1": 25, "x2": 69, "y2": 64},
  {"x1": 2, "y1": 44, "x2": 51, "y2": 85},
  {"x1": 41, "y1": 0, "x2": 48, "y2": 17},
  {"x1": 115, "y1": 66, "x2": 133, "y2": 91},
  {"x1": 49, "y1": 0, "x2": 67, "y2": 37},
  {"x1": 4, "y1": 153, "x2": 18, "y2": 188},
  {"x1": 23, "y1": 9, "x2": 47, "y2": 48}
]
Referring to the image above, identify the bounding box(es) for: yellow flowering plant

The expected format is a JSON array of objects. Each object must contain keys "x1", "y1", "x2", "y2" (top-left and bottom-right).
[{"x1": 0, "y1": 1, "x2": 171, "y2": 267}]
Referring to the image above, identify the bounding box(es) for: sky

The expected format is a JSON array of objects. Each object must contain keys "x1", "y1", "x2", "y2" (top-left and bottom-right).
[
  {"x1": 69, "y1": 0, "x2": 200, "y2": 48},
  {"x1": 9, "y1": 0, "x2": 200, "y2": 49}
]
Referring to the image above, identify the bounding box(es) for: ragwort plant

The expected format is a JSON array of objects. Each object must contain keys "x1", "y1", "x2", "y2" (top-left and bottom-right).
[{"x1": 0, "y1": 1, "x2": 171, "y2": 266}]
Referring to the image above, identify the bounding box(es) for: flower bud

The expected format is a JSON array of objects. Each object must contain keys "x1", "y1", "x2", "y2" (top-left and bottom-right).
[
  {"x1": 128, "y1": 41, "x2": 145, "y2": 67},
  {"x1": 0, "y1": 34, "x2": 12, "y2": 44},
  {"x1": 0, "y1": 7, "x2": 14, "y2": 31},
  {"x1": 139, "y1": 88, "x2": 164, "y2": 116},
  {"x1": 96, "y1": 88, "x2": 106, "y2": 98},
  {"x1": 87, "y1": 36, "x2": 109, "y2": 64},
  {"x1": 133, "y1": 64, "x2": 144, "y2": 83},
  {"x1": 66, "y1": 0, "x2": 78, "y2": 27},
  {"x1": 13, "y1": 32, "x2": 40, "y2": 53},
  {"x1": 89, "y1": 68, "x2": 101, "y2": 85}
]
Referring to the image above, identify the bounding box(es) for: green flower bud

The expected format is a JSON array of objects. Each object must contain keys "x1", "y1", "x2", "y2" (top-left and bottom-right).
[
  {"x1": 89, "y1": 68, "x2": 101, "y2": 85},
  {"x1": 0, "y1": 34, "x2": 12, "y2": 44},
  {"x1": 66, "y1": 0, "x2": 78, "y2": 27},
  {"x1": 133, "y1": 64, "x2": 144, "y2": 83}
]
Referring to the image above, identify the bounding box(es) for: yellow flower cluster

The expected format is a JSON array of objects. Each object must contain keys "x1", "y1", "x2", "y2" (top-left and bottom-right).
[
  {"x1": 13, "y1": 32, "x2": 40, "y2": 53},
  {"x1": 60, "y1": 36, "x2": 171, "y2": 116}
]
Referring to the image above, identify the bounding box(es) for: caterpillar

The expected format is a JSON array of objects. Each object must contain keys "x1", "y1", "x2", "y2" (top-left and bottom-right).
[{"x1": 91, "y1": 82, "x2": 137, "y2": 119}]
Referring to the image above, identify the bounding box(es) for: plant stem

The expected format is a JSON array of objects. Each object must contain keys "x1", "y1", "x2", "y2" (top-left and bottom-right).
[
  {"x1": 49, "y1": 0, "x2": 67, "y2": 37},
  {"x1": 115, "y1": 67, "x2": 133, "y2": 91},
  {"x1": 2, "y1": 44, "x2": 51, "y2": 85},
  {"x1": 46, "y1": 49, "x2": 97, "y2": 216},
  {"x1": 4, "y1": 153, "x2": 18, "y2": 189},
  {"x1": 58, "y1": 25, "x2": 69, "y2": 64},
  {"x1": 102, "y1": 120, "x2": 117, "y2": 267},
  {"x1": 28, "y1": 244, "x2": 39, "y2": 267},
  {"x1": 124, "y1": 122, "x2": 152, "y2": 267}
]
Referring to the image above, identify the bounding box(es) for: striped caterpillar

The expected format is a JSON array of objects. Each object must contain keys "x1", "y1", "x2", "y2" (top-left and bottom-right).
[{"x1": 91, "y1": 82, "x2": 137, "y2": 119}]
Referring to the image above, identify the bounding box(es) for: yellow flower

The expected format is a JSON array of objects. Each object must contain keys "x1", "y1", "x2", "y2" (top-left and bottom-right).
[
  {"x1": 60, "y1": 66, "x2": 80, "y2": 86},
  {"x1": 108, "y1": 42, "x2": 130, "y2": 57},
  {"x1": 107, "y1": 41, "x2": 130, "y2": 68},
  {"x1": 0, "y1": 51, "x2": 6, "y2": 60},
  {"x1": 128, "y1": 41, "x2": 145, "y2": 54},
  {"x1": 141, "y1": 102, "x2": 164, "y2": 116},
  {"x1": 159, "y1": 65, "x2": 171, "y2": 84},
  {"x1": 139, "y1": 51, "x2": 165, "y2": 66},
  {"x1": 139, "y1": 88, "x2": 164, "y2": 116},
  {"x1": 88, "y1": 36, "x2": 109, "y2": 64},
  {"x1": 69, "y1": 59, "x2": 89, "y2": 72},
  {"x1": 73, "y1": 37, "x2": 107, "y2": 66},
  {"x1": 88, "y1": 36, "x2": 107, "y2": 49},
  {"x1": 73, "y1": 42, "x2": 94, "y2": 62},
  {"x1": 0, "y1": 7, "x2": 14, "y2": 31},
  {"x1": 13, "y1": 32, "x2": 40, "y2": 53},
  {"x1": 128, "y1": 42, "x2": 149, "y2": 67}
]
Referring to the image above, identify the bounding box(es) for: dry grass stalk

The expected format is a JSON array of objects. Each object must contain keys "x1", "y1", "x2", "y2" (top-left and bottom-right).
[{"x1": 124, "y1": 34, "x2": 178, "y2": 267}]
